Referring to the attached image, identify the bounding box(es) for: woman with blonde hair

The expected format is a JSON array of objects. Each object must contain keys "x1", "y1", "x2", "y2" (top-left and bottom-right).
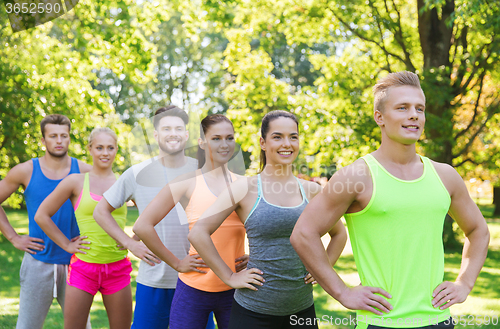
[{"x1": 36, "y1": 127, "x2": 153, "y2": 329}]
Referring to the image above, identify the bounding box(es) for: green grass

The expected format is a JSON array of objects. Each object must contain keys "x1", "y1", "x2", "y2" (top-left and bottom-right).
[
  {"x1": 0, "y1": 208, "x2": 141, "y2": 329},
  {"x1": 1, "y1": 209, "x2": 499, "y2": 328}
]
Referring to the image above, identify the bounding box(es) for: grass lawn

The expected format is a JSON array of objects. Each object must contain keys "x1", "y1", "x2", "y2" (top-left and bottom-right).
[{"x1": 1, "y1": 208, "x2": 499, "y2": 328}]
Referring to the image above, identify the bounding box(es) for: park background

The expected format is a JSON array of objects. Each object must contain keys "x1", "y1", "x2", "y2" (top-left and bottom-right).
[{"x1": 1, "y1": 0, "x2": 499, "y2": 327}]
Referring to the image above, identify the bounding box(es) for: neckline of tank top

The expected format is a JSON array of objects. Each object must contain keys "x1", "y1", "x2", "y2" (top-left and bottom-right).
[
  {"x1": 258, "y1": 174, "x2": 306, "y2": 209},
  {"x1": 200, "y1": 168, "x2": 234, "y2": 198},
  {"x1": 86, "y1": 172, "x2": 119, "y2": 196},
  {"x1": 35, "y1": 157, "x2": 73, "y2": 182},
  {"x1": 367, "y1": 154, "x2": 427, "y2": 183}
]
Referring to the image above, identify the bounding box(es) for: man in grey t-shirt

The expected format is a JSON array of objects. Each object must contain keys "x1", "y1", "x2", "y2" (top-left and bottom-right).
[{"x1": 94, "y1": 106, "x2": 210, "y2": 329}]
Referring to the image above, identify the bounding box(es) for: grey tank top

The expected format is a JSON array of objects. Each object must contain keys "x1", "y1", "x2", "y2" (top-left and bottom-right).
[{"x1": 234, "y1": 174, "x2": 314, "y2": 315}]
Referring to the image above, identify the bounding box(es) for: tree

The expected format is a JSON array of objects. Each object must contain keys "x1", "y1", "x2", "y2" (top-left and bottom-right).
[
  {"x1": 0, "y1": 0, "x2": 166, "y2": 207},
  {"x1": 93, "y1": 7, "x2": 229, "y2": 125},
  {"x1": 202, "y1": 0, "x2": 500, "y2": 249}
]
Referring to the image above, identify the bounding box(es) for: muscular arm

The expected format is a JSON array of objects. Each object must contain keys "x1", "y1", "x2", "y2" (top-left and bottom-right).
[
  {"x1": 0, "y1": 162, "x2": 45, "y2": 253},
  {"x1": 34, "y1": 175, "x2": 89, "y2": 254},
  {"x1": 432, "y1": 164, "x2": 490, "y2": 309},
  {"x1": 291, "y1": 162, "x2": 392, "y2": 315},
  {"x1": 301, "y1": 180, "x2": 347, "y2": 266},
  {"x1": 299, "y1": 180, "x2": 347, "y2": 285}
]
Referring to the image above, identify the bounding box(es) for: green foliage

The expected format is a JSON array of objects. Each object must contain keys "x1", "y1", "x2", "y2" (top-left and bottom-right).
[
  {"x1": 198, "y1": 0, "x2": 500, "y2": 248},
  {"x1": 2, "y1": 0, "x2": 500, "y2": 247},
  {"x1": 0, "y1": 0, "x2": 162, "y2": 206}
]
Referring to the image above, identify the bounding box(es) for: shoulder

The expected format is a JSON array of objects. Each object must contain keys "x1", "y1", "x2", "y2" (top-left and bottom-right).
[
  {"x1": 229, "y1": 175, "x2": 252, "y2": 189},
  {"x1": 185, "y1": 156, "x2": 198, "y2": 167},
  {"x1": 427, "y1": 159, "x2": 463, "y2": 193},
  {"x1": 229, "y1": 175, "x2": 255, "y2": 207},
  {"x1": 3, "y1": 160, "x2": 34, "y2": 184},
  {"x1": 428, "y1": 159, "x2": 458, "y2": 177},
  {"x1": 62, "y1": 173, "x2": 85, "y2": 186},
  {"x1": 298, "y1": 179, "x2": 322, "y2": 199},
  {"x1": 55, "y1": 173, "x2": 84, "y2": 196},
  {"x1": 230, "y1": 175, "x2": 254, "y2": 197},
  {"x1": 321, "y1": 158, "x2": 371, "y2": 198},
  {"x1": 77, "y1": 160, "x2": 92, "y2": 173},
  {"x1": 13, "y1": 160, "x2": 34, "y2": 176},
  {"x1": 119, "y1": 165, "x2": 136, "y2": 178},
  {"x1": 335, "y1": 158, "x2": 370, "y2": 181},
  {"x1": 170, "y1": 170, "x2": 198, "y2": 185}
]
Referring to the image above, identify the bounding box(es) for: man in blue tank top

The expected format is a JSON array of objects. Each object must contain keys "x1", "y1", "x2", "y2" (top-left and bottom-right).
[
  {"x1": 0, "y1": 114, "x2": 92, "y2": 329},
  {"x1": 291, "y1": 71, "x2": 490, "y2": 329}
]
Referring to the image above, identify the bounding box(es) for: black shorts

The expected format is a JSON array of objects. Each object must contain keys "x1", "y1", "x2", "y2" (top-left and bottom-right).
[
  {"x1": 355, "y1": 317, "x2": 455, "y2": 329},
  {"x1": 228, "y1": 299, "x2": 319, "y2": 329}
]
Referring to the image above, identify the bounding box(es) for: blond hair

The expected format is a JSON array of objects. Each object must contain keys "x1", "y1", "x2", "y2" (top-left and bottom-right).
[
  {"x1": 88, "y1": 127, "x2": 117, "y2": 149},
  {"x1": 373, "y1": 71, "x2": 422, "y2": 113}
]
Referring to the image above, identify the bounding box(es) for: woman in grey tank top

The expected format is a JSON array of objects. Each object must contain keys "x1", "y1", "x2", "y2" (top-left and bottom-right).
[{"x1": 189, "y1": 110, "x2": 347, "y2": 328}]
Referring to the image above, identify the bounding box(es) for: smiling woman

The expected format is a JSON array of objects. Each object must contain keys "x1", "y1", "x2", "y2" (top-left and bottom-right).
[
  {"x1": 134, "y1": 114, "x2": 246, "y2": 329},
  {"x1": 187, "y1": 110, "x2": 347, "y2": 329},
  {"x1": 35, "y1": 127, "x2": 134, "y2": 329}
]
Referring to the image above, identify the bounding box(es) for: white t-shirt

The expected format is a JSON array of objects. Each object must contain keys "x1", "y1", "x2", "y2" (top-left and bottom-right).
[{"x1": 103, "y1": 156, "x2": 198, "y2": 289}]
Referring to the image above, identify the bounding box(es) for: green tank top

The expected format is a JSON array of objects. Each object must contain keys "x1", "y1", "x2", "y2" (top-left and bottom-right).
[
  {"x1": 75, "y1": 173, "x2": 127, "y2": 264},
  {"x1": 344, "y1": 154, "x2": 451, "y2": 328}
]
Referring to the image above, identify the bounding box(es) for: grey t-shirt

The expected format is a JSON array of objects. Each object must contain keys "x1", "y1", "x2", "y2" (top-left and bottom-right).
[{"x1": 103, "y1": 156, "x2": 198, "y2": 289}]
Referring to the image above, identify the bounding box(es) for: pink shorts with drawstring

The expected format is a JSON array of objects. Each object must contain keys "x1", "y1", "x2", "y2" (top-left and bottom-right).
[{"x1": 67, "y1": 254, "x2": 132, "y2": 295}]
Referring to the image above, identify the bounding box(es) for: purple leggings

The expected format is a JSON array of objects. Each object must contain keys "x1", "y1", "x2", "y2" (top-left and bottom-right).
[{"x1": 169, "y1": 278, "x2": 235, "y2": 329}]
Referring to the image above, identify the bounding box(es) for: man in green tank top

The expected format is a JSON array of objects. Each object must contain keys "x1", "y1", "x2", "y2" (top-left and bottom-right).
[{"x1": 291, "y1": 71, "x2": 490, "y2": 329}]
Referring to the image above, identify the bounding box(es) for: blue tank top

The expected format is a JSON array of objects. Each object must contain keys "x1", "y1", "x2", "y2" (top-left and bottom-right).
[
  {"x1": 24, "y1": 157, "x2": 81, "y2": 264},
  {"x1": 234, "y1": 174, "x2": 314, "y2": 316}
]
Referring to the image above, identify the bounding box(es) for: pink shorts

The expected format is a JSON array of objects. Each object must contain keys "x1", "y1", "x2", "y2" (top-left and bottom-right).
[{"x1": 67, "y1": 255, "x2": 132, "y2": 295}]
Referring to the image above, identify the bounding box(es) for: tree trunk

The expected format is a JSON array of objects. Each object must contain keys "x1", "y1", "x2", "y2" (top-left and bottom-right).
[
  {"x1": 417, "y1": 0, "x2": 454, "y2": 69},
  {"x1": 418, "y1": 0, "x2": 461, "y2": 250},
  {"x1": 493, "y1": 186, "x2": 500, "y2": 217}
]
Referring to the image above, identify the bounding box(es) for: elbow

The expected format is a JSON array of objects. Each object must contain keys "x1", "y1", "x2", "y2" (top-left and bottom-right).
[
  {"x1": 34, "y1": 209, "x2": 47, "y2": 225},
  {"x1": 482, "y1": 225, "x2": 490, "y2": 249},
  {"x1": 93, "y1": 203, "x2": 102, "y2": 225},
  {"x1": 133, "y1": 217, "x2": 147, "y2": 240},
  {"x1": 339, "y1": 226, "x2": 348, "y2": 246},
  {"x1": 188, "y1": 225, "x2": 206, "y2": 248},
  {"x1": 132, "y1": 222, "x2": 142, "y2": 239},
  {"x1": 466, "y1": 221, "x2": 490, "y2": 247},
  {"x1": 290, "y1": 226, "x2": 306, "y2": 250},
  {"x1": 34, "y1": 212, "x2": 42, "y2": 225},
  {"x1": 187, "y1": 228, "x2": 198, "y2": 245}
]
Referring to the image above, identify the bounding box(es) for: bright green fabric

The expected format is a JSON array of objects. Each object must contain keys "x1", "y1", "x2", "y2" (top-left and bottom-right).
[
  {"x1": 344, "y1": 154, "x2": 451, "y2": 328},
  {"x1": 75, "y1": 173, "x2": 127, "y2": 264}
]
